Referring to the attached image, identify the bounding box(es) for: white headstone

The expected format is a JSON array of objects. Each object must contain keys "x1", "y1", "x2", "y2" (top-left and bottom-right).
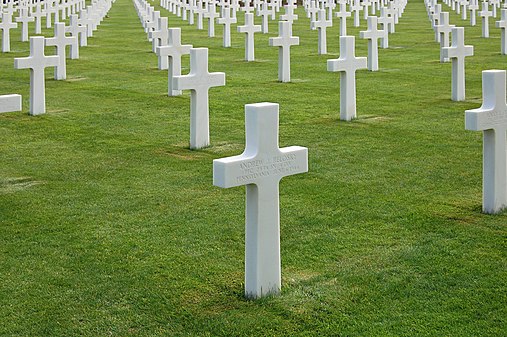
[
  {"x1": 218, "y1": 7, "x2": 237, "y2": 47},
  {"x1": 496, "y1": 9, "x2": 507, "y2": 54},
  {"x1": 479, "y1": 1, "x2": 493, "y2": 37},
  {"x1": 335, "y1": 2, "x2": 351, "y2": 36},
  {"x1": 257, "y1": 1, "x2": 272, "y2": 33},
  {"x1": 66, "y1": 14, "x2": 88, "y2": 47},
  {"x1": 45, "y1": 22, "x2": 78, "y2": 80},
  {"x1": 237, "y1": 12, "x2": 261, "y2": 61},
  {"x1": 15, "y1": 8, "x2": 34, "y2": 42},
  {"x1": 14, "y1": 36, "x2": 60, "y2": 116},
  {"x1": 280, "y1": 4, "x2": 298, "y2": 23},
  {"x1": 242, "y1": 0, "x2": 254, "y2": 14},
  {"x1": 0, "y1": 12, "x2": 17, "y2": 52},
  {"x1": 311, "y1": 9, "x2": 332, "y2": 55},
  {"x1": 0, "y1": 94, "x2": 22, "y2": 113},
  {"x1": 269, "y1": 21, "x2": 299, "y2": 82},
  {"x1": 435, "y1": 12, "x2": 454, "y2": 63},
  {"x1": 203, "y1": 3, "x2": 219, "y2": 37},
  {"x1": 32, "y1": 4, "x2": 45, "y2": 35},
  {"x1": 469, "y1": 0, "x2": 479, "y2": 26},
  {"x1": 442, "y1": 27, "x2": 474, "y2": 101},
  {"x1": 157, "y1": 27, "x2": 192, "y2": 95},
  {"x1": 359, "y1": 16, "x2": 384, "y2": 71},
  {"x1": 213, "y1": 102, "x2": 308, "y2": 299},
  {"x1": 465, "y1": 70, "x2": 507, "y2": 214},
  {"x1": 150, "y1": 16, "x2": 169, "y2": 54},
  {"x1": 350, "y1": 0, "x2": 362, "y2": 27},
  {"x1": 173, "y1": 48, "x2": 226, "y2": 149},
  {"x1": 195, "y1": 0, "x2": 205, "y2": 29},
  {"x1": 379, "y1": 6, "x2": 395, "y2": 33},
  {"x1": 327, "y1": 36, "x2": 367, "y2": 121}
]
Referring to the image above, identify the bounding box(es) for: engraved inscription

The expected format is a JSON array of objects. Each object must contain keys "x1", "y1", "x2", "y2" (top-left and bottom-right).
[
  {"x1": 482, "y1": 108, "x2": 507, "y2": 128},
  {"x1": 236, "y1": 154, "x2": 300, "y2": 183}
]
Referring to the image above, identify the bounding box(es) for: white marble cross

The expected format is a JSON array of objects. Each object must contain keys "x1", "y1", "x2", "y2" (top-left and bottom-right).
[
  {"x1": 465, "y1": 70, "x2": 507, "y2": 214},
  {"x1": 460, "y1": 0, "x2": 468, "y2": 20},
  {"x1": 327, "y1": 36, "x2": 367, "y2": 121},
  {"x1": 435, "y1": 12, "x2": 454, "y2": 62},
  {"x1": 238, "y1": 12, "x2": 261, "y2": 61},
  {"x1": 442, "y1": 27, "x2": 474, "y2": 101},
  {"x1": 218, "y1": 7, "x2": 237, "y2": 47},
  {"x1": 14, "y1": 36, "x2": 60, "y2": 116},
  {"x1": 231, "y1": 0, "x2": 241, "y2": 19},
  {"x1": 15, "y1": 8, "x2": 34, "y2": 42},
  {"x1": 66, "y1": 14, "x2": 88, "y2": 48},
  {"x1": 379, "y1": 6, "x2": 395, "y2": 33},
  {"x1": 145, "y1": 11, "x2": 160, "y2": 40},
  {"x1": 0, "y1": 12, "x2": 17, "y2": 52},
  {"x1": 157, "y1": 27, "x2": 192, "y2": 95},
  {"x1": 496, "y1": 9, "x2": 507, "y2": 54},
  {"x1": 173, "y1": 48, "x2": 225, "y2": 149},
  {"x1": 269, "y1": 21, "x2": 299, "y2": 82},
  {"x1": 479, "y1": 1, "x2": 493, "y2": 37},
  {"x1": 335, "y1": 2, "x2": 351, "y2": 36},
  {"x1": 149, "y1": 16, "x2": 169, "y2": 53},
  {"x1": 187, "y1": 0, "x2": 196, "y2": 25},
  {"x1": 307, "y1": 0, "x2": 319, "y2": 23},
  {"x1": 350, "y1": 0, "x2": 362, "y2": 27},
  {"x1": 203, "y1": 3, "x2": 219, "y2": 37},
  {"x1": 45, "y1": 22, "x2": 78, "y2": 80},
  {"x1": 324, "y1": 0, "x2": 336, "y2": 21},
  {"x1": 213, "y1": 102, "x2": 308, "y2": 299},
  {"x1": 32, "y1": 4, "x2": 45, "y2": 34},
  {"x1": 195, "y1": 0, "x2": 205, "y2": 29},
  {"x1": 0, "y1": 94, "x2": 22, "y2": 113},
  {"x1": 469, "y1": 0, "x2": 479, "y2": 26},
  {"x1": 280, "y1": 4, "x2": 298, "y2": 24},
  {"x1": 311, "y1": 9, "x2": 332, "y2": 54},
  {"x1": 257, "y1": 1, "x2": 272, "y2": 33},
  {"x1": 359, "y1": 16, "x2": 384, "y2": 71},
  {"x1": 242, "y1": 0, "x2": 254, "y2": 14}
]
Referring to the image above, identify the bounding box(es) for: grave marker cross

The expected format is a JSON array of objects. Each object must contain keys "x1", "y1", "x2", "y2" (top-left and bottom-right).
[
  {"x1": 0, "y1": 12, "x2": 17, "y2": 52},
  {"x1": 435, "y1": 12, "x2": 455, "y2": 62},
  {"x1": 479, "y1": 1, "x2": 493, "y2": 37},
  {"x1": 311, "y1": 9, "x2": 332, "y2": 55},
  {"x1": 327, "y1": 36, "x2": 367, "y2": 121},
  {"x1": 280, "y1": 4, "x2": 298, "y2": 24},
  {"x1": 15, "y1": 8, "x2": 34, "y2": 42},
  {"x1": 359, "y1": 16, "x2": 384, "y2": 71},
  {"x1": 257, "y1": 1, "x2": 272, "y2": 33},
  {"x1": 496, "y1": 9, "x2": 507, "y2": 54},
  {"x1": 442, "y1": 27, "x2": 474, "y2": 101},
  {"x1": 173, "y1": 48, "x2": 225, "y2": 149},
  {"x1": 269, "y1": 21, "x2": 299, "y2": 82},
  {"x1": 335, "y1": 2, "x2": 351, "y2": 36},
  {"x1": 469, "y1": 0, "x2": 479, "y2": 26},
  {"x1": 238, "y1": 12, "x2": 261, "y2": 61},
  {"x1": 0, "y1": 94, "x2": 22, "y2": 113},
  {"x1": 14, "y1": 36, "x2": 60, "y2": 115},
  {"x1": 213, "y1": 102, "x2": 308, "y2": 299},
  {"x1": 203, "y1": 3, "x2": 220, "y2": 37},
  {"x1": 149, "y1": 16, "x2": 169, "y2": 54},
  {"x1": 465, "y1": 70, "x2": 507, "y2": 214},
  {"x1": 217, "y1": 7, "x2": 237, "y2": 47},
  {"x1": 157, "y1": 27, "x2": 193, "y2": 94},
  {"x1": 31, "y1": 4, "x2": 45, "y2": 34},
  {"x1": 45, "y1": 22, "x2": 78, "y2": 80},
  {"x1": 66, "y1": 14, "x2": 88, "y2": 48}
]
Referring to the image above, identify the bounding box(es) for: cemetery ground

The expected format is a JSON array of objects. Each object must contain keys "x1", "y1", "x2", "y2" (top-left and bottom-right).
[{"x1": 1, "y1": 0, "x2": 506, "y2": 335}]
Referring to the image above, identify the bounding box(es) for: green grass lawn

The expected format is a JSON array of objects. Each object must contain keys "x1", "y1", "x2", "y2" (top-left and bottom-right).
[{"x1": 1, "y1": 0, "x2": 506, "y2": 335}]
